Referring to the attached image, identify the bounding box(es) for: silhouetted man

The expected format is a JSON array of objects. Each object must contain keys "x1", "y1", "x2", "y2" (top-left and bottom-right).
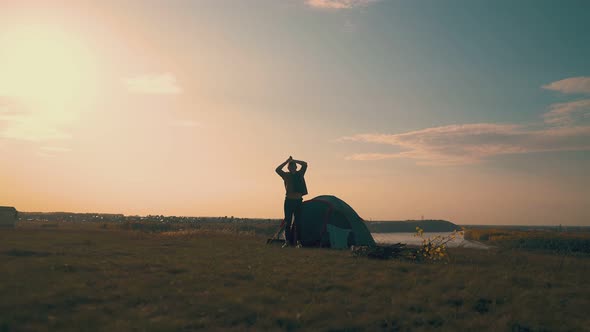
[{"x1": 276, "y1": 156, "x2": 308, "y2": 247}]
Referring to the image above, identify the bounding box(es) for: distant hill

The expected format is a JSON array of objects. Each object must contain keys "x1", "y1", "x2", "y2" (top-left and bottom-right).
[{"x1": 366, "y1": 220, "x2": 462, "y2": 233}]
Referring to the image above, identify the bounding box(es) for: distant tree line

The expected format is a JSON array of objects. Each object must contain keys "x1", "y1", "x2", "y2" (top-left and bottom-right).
[{"x1": 366, "y1": 220, "x2": 462, "y2": 233}]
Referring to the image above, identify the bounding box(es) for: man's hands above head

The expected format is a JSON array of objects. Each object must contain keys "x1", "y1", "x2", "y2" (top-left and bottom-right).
[
  {"x1": 277, "y1": 156, "x2": 293, "y2": 176},
  {"x1": 289, "y1": 157, "x2": 307, "y2": 174},
  {"x1": 277, "y1": 156, "x2": 307, "y2": 175}
]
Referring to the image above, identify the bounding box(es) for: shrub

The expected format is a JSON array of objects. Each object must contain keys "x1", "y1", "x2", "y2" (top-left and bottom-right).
[{"x1": 414, "y1": 227, "x2": 463, "y2": 262}]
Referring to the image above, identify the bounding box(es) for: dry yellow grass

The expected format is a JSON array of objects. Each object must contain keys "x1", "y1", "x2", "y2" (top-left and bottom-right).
[{"x1": 1, "y1": 222, "x2": 589, "y2": 331}]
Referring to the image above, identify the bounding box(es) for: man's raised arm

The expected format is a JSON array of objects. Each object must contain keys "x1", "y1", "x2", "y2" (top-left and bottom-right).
[
  {"x1": 275, "y1": 156, "x2": 292, "y2": 176},
  {"x1": 293, "y1": 159, "x2": 307, "y2": 175}
]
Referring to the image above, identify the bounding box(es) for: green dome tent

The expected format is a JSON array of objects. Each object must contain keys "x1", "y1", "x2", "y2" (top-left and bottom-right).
[{"x1": 298, "y1": 195, "x2": 376, "y2": 248}]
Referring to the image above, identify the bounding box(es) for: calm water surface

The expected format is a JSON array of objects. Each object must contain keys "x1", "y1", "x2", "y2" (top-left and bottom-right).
[{"x1": 371, "y1": 232, "x2": 489, "y2": 249}]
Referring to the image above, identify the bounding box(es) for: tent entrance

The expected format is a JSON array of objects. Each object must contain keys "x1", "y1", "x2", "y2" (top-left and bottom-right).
[{"x1": 326, "y1": 224, "x2": 351, "y2": 249}]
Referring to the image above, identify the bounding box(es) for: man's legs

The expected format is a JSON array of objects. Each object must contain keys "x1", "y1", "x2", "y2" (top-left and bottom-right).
[
  {"x1": 283, "y1": 199, "x2": 295, "y2": 245},
  {"x1": 284, "y1": 198, "x2": 303, "y2": 246},
  {"x1": 293, "y1": 199, "x2": 303, "y2": 246}
]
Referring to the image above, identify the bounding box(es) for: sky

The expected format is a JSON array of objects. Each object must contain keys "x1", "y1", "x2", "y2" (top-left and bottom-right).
[{"x1": 1, "y1": 0, "x2": 589, "y2": 225}]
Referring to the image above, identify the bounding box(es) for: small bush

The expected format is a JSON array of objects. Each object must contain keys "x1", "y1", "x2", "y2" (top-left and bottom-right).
[{"x1": 414, "y1": 227, "x2": 462, "y2": 262}]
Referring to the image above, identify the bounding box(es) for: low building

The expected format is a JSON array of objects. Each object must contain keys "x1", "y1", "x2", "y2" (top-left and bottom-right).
[{"x1": 0, "y1": 206, "x2": 18, "y2": 228}]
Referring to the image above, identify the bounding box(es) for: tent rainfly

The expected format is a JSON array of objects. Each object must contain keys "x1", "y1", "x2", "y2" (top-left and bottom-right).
[
  {"x1": 0, "y1": 206, "x2": 18, "y2": 228},
  {"x1": 298, "y1": 195, "x2": 376, "y2": 249}
]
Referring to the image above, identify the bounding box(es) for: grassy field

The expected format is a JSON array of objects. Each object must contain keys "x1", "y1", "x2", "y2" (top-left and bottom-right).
[
  {"x1": 1, "y1": 223, "x2": 590, "y2": 331},
  {"x1": 464, "y1": 228, "x2": 590, "y2": 254}
]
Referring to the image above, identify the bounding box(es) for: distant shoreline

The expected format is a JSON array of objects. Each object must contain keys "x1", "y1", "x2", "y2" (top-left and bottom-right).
[
  {"x1": 12, "y1": 212, "x2": 590, "y2": 229},
  {"x1": 372, "y1": 232, "x2": 491, "y2": 250}
]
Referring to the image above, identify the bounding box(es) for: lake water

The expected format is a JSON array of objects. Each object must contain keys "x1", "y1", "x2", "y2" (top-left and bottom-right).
[{"x1": 371, "y1": 232, "x2": 490, "y2": 249}]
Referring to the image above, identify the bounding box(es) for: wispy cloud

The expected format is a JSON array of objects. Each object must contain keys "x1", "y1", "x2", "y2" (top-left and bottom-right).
[
  {"x1": 305, "y1": 0, "x2": 380, "y2": 9},
  {"x1": 0, "y1": 120, "x2": 71, "y2": 142},
  {"x1": 1, "y1": 103, "x2": 71, "y2": 142},
  {"x1": 123, "y1": 73, "x2": 182, "y2": 95},
  {"x1": 170, "y1": 120, "x2": 201, "y2": 128},
  {"x1": 40, "y1": 146, "x2": 71, "y2": 153},
  {"x1": 36, "y1": 146, "x2": 72, "y2": 158},
  {"x1": 543, "y1": 99, "x2": 590, "y2": 125},
  {"x1": 341, "y1": 124, "x2": 590, "y2": 165},
  {"x1": 542, "y1": 76, "x2": 590, "y2": 94},
  {"x1": 0, "y1": 98, "x2": 26, "y2": 116},
  {"x1": 341, "y1": 76, "x2": 590, "y2": 165}
]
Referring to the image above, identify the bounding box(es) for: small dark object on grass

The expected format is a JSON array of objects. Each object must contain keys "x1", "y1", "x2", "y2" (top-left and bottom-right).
[
  {"x1": 447, "y1": 298, "x2": 464, "y2": 308},
  {"x1": 4, "y1": 249, "x2": 52, "y2": 257},
  {"x1": 53, "y1": 264, "x2": 76, "y2": 272},
  {"x1": 266, "y1": 239, "x2": 286, "y2": 246},
  {"x1": 474, "y1": 298, "x2": 492, "y2": 314},
  {"x1": 511, "y1": 322, "x2": 533, "y2": 332},
  {"x1": 351, "y1": 243, "x2": 414, "y2": 260}
]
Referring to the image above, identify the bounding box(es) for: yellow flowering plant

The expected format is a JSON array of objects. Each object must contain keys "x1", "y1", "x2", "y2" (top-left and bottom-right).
[{"x1": 414, "y1": 226, "x2": 463, "y2": 262}]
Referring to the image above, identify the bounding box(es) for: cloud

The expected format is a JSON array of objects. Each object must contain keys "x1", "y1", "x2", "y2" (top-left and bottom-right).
[
  {"x1": 0, "y1": 98, "x2": 26, "y2": 116},
  {"x1": 543, "y1": 99, "x2": 590, "y2": 125},
  {"x1": 40, "y1": 146, "x2": 71, "y2": 153},
  {"x1": 340, "y1": 123, "x2": 590, "y2": 165},
  {"x1": 123, "y1": 73, "x2": 182, "y2": 95},
  {"x1": 1, "y1": 102, "x2": 71, "y2": 142},
  {"x1": 36, "y1": 146, "x2": 72, "y2": 158},
  {"x1": 305, "y1": 0, "x2": 379, "y2": 9},
  {"x1": 0, "y1": 118, "x2": 71, "y2": 141},
  {"x1": 341, "y1": 77, "x2": 590, "y2": 165},
  {"x1": 542, "y1": 77, "x2": 590, "y2": 94},
  {"x1": 170, "y1": 120, "x2": 201, "y2": 128}
]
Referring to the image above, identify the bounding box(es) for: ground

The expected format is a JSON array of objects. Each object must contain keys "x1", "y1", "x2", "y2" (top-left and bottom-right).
[{"x1": 1, "y1": 222, "x2": 589, "y2": 331}]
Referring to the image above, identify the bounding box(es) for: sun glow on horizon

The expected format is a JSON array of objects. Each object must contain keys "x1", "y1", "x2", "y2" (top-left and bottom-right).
[
  {"x1": 0, "y1": 1, "x2": 588, "y2": 225},
  {"x1": 0, "y1": 24, "x2": 99, "y2": 141}
]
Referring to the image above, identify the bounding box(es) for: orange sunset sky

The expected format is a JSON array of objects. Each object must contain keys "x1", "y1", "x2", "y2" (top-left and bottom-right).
[{"x1": 1, "y1": 1, "x2": 589, "y2": 225}]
